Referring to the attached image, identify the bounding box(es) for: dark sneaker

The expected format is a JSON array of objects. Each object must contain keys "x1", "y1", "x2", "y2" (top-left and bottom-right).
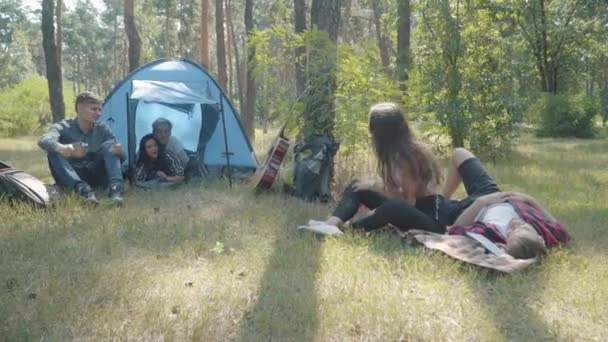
[
  {"x1": 75, "y1": 182, "x2": 99, "y2": 206},
  {"x1": 108, "y1": 183, "x2": 124, "y2": 205}
]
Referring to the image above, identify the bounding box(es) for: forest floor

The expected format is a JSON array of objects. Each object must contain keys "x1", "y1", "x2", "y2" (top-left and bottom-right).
[{"x1": 1, "y1": 132, "x2": 607, "y2": 341}]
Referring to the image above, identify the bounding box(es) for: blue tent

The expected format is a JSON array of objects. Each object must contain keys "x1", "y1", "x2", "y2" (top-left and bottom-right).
[{"x1": 100, "y1": 58, "x2": 257, "y2": 175}]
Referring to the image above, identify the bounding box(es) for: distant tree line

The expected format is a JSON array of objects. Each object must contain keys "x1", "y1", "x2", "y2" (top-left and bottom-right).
[{"x1": 0, "y1": 0, "x2": 606, "y2": 155}]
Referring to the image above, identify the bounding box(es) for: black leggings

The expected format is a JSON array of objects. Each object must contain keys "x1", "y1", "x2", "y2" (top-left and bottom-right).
[{"x1": 331, "y1": 183, "x2": 445, "y2": 234}]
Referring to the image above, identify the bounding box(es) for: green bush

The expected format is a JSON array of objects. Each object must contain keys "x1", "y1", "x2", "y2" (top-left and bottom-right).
[
  {"x1": 0, "y1": 78, "x2": 75, "y2": 137},
  {"x1": 529, "y1": 93, "x2": 598, "y2": 138},
  {"x1": 469, "y1": 113, "x2": 515, "y2": 161}
]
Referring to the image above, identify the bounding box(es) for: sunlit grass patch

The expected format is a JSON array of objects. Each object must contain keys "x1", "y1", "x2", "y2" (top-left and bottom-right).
[{"x1": 1, "y1": 134, "x2": 607, "y2": 340}]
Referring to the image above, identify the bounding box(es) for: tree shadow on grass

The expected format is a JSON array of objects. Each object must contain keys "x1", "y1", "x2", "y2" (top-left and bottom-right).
[
  {"x1": 464, "y1": 266, "x2": 558, "y2": 340},
  {"x1": 0, "y1": 188, "x2": 312, "y2": 340},
  {"x1": 357, "y1": 227, "x2": 558, "y2": 339},
  {"x1": 557, "y1": 204, "x2": 608, "y2": 252},
  {"x1": 236, "y1": 214, "x2": 322, "y2": 342}
]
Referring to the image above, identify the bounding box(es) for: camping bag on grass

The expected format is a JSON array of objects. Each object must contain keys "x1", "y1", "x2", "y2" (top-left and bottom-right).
[
  {"x1": 0, "y1": 161, "x2": 51, "y2": 207},
  {"x1": 291, "y1": 135, "x2": 339, "y2": 203}
]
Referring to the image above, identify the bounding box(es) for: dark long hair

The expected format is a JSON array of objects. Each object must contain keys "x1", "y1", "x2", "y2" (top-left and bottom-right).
[
  {"x1": 137, "y1": 134, "x2": 170, "y2": 172},
  {"x1": 368, "y1": 103, "x2": 441, "y2": 196}
]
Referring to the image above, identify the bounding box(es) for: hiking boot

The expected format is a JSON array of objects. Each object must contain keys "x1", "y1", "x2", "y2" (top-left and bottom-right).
[
  {"x1": 108, "y1": 183, "x2": 124, "y2": 205},
  {"x1": 75, "y1": 182, "x2": 99, "y2": 206}
]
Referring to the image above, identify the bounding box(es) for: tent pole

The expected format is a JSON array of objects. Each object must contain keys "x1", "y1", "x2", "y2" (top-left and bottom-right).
[
  {"x1": 126, "y1": 92, "x2": 134, "y2": 185},
  {"x1": 219, "y1": 95, "x2": 233, "y2": 187}
]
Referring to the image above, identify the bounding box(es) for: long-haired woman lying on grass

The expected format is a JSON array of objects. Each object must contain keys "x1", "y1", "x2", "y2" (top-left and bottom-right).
[
  {"x1": 299, "y1": 104, "x2": 570, "y2": 259},
  {"x1": 134, "y1": 133, "x2": 185, "y2": 189}
]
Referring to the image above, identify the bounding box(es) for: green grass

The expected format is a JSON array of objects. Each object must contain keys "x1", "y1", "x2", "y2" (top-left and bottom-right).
[{"x1": 1, "y1": 134, "x2": 607, "y2": 341}]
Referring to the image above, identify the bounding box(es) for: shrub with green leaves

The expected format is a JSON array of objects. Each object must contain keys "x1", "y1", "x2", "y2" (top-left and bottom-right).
[
  {"x1": 0, "y1": 78, "x2": 75, "y2": 136},
  {"x1": 335, "y1": 40, "x2": 404, "y2": 153},
  {"x1": 530, "y1": 94, "x2": 598, "y2": 138}
]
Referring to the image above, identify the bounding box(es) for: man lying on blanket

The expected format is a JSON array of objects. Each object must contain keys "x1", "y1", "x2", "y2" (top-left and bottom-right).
[
  {"x1": 408, "y1": 192, "x2": 572, "y2": 273},
  {"x1": 439, "y1": 148, "x2": 571, "y2": 260},
  {"x1": 445, "y1": 192, "x2": 571, "y2": 260}
]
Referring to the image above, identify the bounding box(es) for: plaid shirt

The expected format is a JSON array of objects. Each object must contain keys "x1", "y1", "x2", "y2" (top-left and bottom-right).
[{"x1": 448, "y1": 199, "x2": 571, "y2": 247}]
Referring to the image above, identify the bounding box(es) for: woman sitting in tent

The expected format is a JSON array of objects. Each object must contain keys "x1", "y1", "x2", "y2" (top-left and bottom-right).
[{"x1": 134, "y1": 134, "x2": 185, "y2": 189}]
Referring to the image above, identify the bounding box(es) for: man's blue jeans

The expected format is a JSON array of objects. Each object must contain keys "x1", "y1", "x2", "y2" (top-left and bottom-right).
[{"x1": 47, "y1": 141, "x2": 123, "y2": 190}]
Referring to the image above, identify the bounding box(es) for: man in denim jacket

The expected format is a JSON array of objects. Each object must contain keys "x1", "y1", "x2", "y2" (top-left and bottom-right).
[{"x1": 38, "y1": 92, "x2": 125, "y2": 205}]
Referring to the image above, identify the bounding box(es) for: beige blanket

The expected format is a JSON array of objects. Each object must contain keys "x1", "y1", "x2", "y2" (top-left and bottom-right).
[{"x1": 405, "y1": 230, "x2": 536, "y2": 273}]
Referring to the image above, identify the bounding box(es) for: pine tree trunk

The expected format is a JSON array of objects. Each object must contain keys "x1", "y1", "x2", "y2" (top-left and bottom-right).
[
  {"x1": 124, "y1": 0, "x2": 141, "y2": 72},
  {"x1": 216, "y1": 0, "x2": 228, "y2": 89},
  {"x1": 228, "y1": 0, "x2": 245, "y2": 117},
  {"x1": 294, "y1": 0, "x2": 306, "y2": 97},
  {"x1": 244, "y1": 0, "x2": 256, "y2": 140},
  {"x1": 200, "y1": 0, "x2": 209, "y2": 67},
  {"x1": 341, "y1": 0, "x2": 352, "y2": 41},
  {"x1": 112, "y1": 9, "x2": 119, "y2": 81},
  {"x1": 225, "y1": 0, "x2": 234, "y2": 98},
  {"x1": 303, "y1": 0, "x2": 342, "y2": 139},
  {"x1": 42, "y1": 0, "x2": 65, "y2": 122},
  {"x1": 396, "y1": 0, "x2": 411, "y2": 93},
  {"x1": 371, "y1": 0, "x2": 390, "y2": 70},
  {"x1": 443, "y1": 0, "x2": 464, "y2": 148}
]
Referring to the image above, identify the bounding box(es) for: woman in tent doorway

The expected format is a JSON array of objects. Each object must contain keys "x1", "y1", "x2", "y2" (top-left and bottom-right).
[{"x1": 134, "y1": 134, "x2": 185, "y2": 189}]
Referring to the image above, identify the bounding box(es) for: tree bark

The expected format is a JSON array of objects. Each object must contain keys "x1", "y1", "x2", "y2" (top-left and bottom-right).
[
  {"x1": 300, "y1": 0, "x2": 342, "y2": 183},
  {"x1": 294, "y1": 0, "x2": 306, "y2": 97},
  {"x1": 303, "y1": 0, "x2": 342, "y2": 139},
  {"x1": 228, "y1": 0, "x2": 245, "y2": 117},
  {"x1": 244, "y1": 0, "x2": 256, "y2": 140},
  {"x1": 396, "y1": 0, "x2": 411, "y2": 93},
  {"x1": 371, "y1": 0, "x2": 390, "y2": 70},
  {"x1": 200, "y1": 0, "x2": 209, "y2": 67},
  {"x1": 443, "y1": 0, "x2": 464, "y2": 147},
  {"x1": 42, "y1": 0, "x2": 65, "y2": 122},
  {"x1": 225, "y1": 0, "x2": 234, "y2": 98},
  {"x1": 124, "y1": 0, "x2": 141, "y2": 72},
  {"x1": 112, "y1": 7, "x2": 119, "y2": 81},
  {"x1": 216, "y1": 0, "x2": 228, "y2": 89},
  {"x1": 340, "y1": 0, "x2": 352, "y2": 41},
  {"x1": 200, "y1": 0, "x2": 209, "y2": 69}
]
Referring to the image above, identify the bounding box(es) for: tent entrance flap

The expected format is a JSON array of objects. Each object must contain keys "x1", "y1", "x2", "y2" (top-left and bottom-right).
[{"x1": 133, "y1": 101, "x2": 203, "y2": 155}]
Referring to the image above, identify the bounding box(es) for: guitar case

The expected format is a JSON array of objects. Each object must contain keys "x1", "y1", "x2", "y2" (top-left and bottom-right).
[{"x1": 0, "y1": 161, "x2": 51, "y2": 208}]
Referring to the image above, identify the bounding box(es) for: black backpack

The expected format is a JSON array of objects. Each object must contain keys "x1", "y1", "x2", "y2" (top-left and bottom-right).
[
  {"x1": 291, "y1": 135, "x2": 339, "y2": 203},
  {"x1": 0, "y1": 161, "x2": 51, "y2": 207}
]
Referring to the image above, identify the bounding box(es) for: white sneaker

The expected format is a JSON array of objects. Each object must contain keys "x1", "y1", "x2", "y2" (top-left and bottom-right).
[
  {"x1": 298, "y1": 222, "x2": 343, "y2": 236},
  {"x1": 308, "y1": 219, "x2": 328, "y2": 226}
]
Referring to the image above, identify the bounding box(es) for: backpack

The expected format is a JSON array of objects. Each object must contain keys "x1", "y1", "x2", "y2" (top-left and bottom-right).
[
  {"x1": 0, "y1": 161, "x2": 51, "y2": 208},
  {"x1": 290, "y1": 135, "x2": 339, "y2": 203}
]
